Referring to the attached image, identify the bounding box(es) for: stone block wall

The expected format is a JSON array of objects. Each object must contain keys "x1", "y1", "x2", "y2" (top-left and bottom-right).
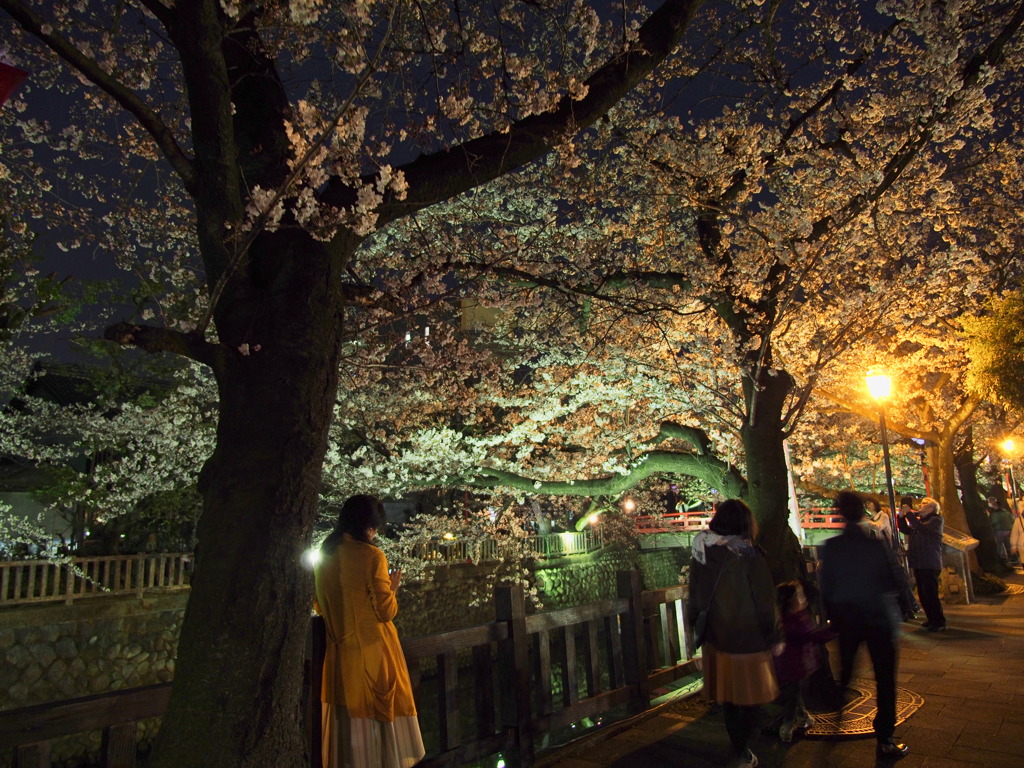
[
  {"x1": 0, "y1": 593, "x2": 185, "y2": 766},
  {"x1": 1, "y1": 593, "x2": 184, "y2": 709}
]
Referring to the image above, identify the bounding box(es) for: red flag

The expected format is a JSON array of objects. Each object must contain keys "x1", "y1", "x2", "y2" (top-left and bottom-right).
[{"x1": 0, "y1": 62, "x2": 29, "y2": 107}]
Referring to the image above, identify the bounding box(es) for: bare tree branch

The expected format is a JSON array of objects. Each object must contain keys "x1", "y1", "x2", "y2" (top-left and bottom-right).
[{"x1": 104, "y1": 321, "x2": 225, "y2": 373}]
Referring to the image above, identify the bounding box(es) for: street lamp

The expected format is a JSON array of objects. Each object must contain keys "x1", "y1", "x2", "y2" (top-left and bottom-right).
[
  {"x1": 866, "y1": 372, "x2": 900, "y2": 546},
  {"x1": 1002, "y1": 438, "x2": 1020, "y2": 518}
]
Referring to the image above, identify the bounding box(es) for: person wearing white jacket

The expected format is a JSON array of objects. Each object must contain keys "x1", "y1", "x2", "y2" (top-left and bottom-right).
[{"x1": 1010, "y1": 511, "x2": 1024, "y2": 565}]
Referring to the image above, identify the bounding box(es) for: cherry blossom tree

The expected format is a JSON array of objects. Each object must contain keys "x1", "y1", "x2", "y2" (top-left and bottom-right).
[
  {"x1": 401, "y1": 0, "x2": 1024, "y2": 578},
  {"x1": 812, "y1": 308, "x2": 1023, "y2": 573},
  {"x1": 2, "y1": 3, "x2": 1023, "y2": 763},
  {"x1": 0, "y1": 1, "x2": 710, "y2": 765}
]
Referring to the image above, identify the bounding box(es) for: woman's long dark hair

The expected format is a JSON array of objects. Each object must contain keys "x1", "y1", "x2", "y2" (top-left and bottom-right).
[
  {"x1": 320, "y1": 494, "x2": 385, "y2": 551},
  {"x1": 709, "y1": 498, "x2": 758, "y2": 540}
]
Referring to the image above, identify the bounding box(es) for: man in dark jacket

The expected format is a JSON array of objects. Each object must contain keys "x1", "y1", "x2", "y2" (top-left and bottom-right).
[
  {"x1": 821, "y1": 491, "x2": 908, "y2": 758},
  {"x1": 897, "y1": 496, "x2": 946, "y2": 631}
]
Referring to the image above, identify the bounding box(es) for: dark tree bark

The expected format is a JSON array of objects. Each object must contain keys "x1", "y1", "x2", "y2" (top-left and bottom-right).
[
  {"x1": 138, "y1": 228, "x2": 352, "y2": 767},
  {"x1": 955, "y1": 434, "x2": 1003, "y2": 574},
  {"x1": 740, "y1": 366, "x2": 803, "y2": 582}
]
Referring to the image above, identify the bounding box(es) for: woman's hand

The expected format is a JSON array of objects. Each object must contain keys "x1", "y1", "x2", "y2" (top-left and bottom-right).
[{"x1": 389, "y1": 568, "x2": 402, "y2": 592}]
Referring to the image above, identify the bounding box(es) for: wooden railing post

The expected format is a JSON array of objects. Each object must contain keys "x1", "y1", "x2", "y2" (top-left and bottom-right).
[
  {"x1": 135, "y1": 555, "x2": 145, "y2": 600},
  {"x1": 13, "y1": 742, "x2": 50, "y2": 768},
  {"x1": 307, "y1": 615, "x2": 326, "y2": 768},
  {"x1": 617, "y1": 570, "x2": 650, "y2": 714},
  {"x1": 64, "y1": 561, "x2": 75, "y2": 606},
  {"x1": 101, "y1": 722, "x2": 137, "y2": 768},
  {"x1": 495, "y1": 584, "x2": 533, "y2": 768}
]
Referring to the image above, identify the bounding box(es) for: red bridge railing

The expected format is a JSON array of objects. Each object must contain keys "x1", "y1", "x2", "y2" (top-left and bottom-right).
[{"x1": 633, "y1": 508, "x2": 845, "y2": 535}]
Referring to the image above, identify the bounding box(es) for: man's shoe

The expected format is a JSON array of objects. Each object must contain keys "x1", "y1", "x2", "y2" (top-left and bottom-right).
[
  {"x1": 877, "y1": 738, "x2": 909, "y2": 758},
  {"x1": 927, "y1": 623, "x2": 947, "y2": 632}
]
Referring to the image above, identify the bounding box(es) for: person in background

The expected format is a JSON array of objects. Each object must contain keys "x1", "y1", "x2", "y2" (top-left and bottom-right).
[
  {"x1": 820, "y1": 491, "x2": 908, "y2": 759},
  {"x1": 687, "y1": 499, "x2": 780, "y2": 768},
  {"x1": 1010, "y1": 503, "x2": 1024, "y2": 566},
  {"x1": 773, "y1": 581, "x2": 834, "y2": 743},
  {"x1": 898, "y1": 496, "x2": 946, "y2": 632},
  {"x1": 863, "y1": 499, "x2": 893, "y2": 542},
  {"x1": 314, "y1": 495, "x2": 425, "y2": 768},
  {"x1": 987, "y1": 496, "x2": 1013, "y2": 565}
]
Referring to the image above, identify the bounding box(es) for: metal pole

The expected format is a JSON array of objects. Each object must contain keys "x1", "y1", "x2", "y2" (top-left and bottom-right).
[
  {"x1": 920, "y1": 446, "x2": 932, "y2": 496},
  {"x1": 879, "y1": 407, "x2": 898, "y2": 526},
  {"x1": 879, "y1": 406, "x2": 907, "y2": 565},
  {"x1": 1008, "y1": 464, "x2": 1020, "y2": 520}
]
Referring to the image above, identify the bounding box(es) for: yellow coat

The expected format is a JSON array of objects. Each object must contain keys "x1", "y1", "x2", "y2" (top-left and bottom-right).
[{"x1": 314, "y1": 534, "x2": 418, "y2": 722}]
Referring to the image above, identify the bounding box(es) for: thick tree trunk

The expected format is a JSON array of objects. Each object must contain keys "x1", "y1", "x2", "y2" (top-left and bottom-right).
[
  {"x1": 741, "y1": 368, "x2": 802, "y2": 582},
  {"x1": 925, "y1": 437, "x2": 978, "y2": 571},
  {"x1": 147, "y1": 231, "x2": 351, "y2": 768},
  {"x1": 955, "y1": 442, "x2": 1002, "y2": 574}
]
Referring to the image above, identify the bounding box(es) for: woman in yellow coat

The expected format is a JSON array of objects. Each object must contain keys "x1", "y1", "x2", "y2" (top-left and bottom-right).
[{"x1": 314, "y1": 495, "x2": 425, "y2": 768}]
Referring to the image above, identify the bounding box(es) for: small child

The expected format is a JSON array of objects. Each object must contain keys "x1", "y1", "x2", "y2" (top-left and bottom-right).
[{"x1": 773, "y1": 580, "x2": 835, "y2": 743}]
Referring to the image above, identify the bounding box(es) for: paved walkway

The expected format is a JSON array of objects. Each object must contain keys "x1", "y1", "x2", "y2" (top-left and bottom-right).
[{"x1": 538, "y1": 571, "x2": 1024, "y2": 768}]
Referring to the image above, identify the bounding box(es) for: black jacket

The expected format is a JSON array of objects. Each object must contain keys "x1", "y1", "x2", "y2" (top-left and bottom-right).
[
  {"x1": 820, "y1": 523, "x2": 900, "y2": 631},
  {"x1": 687, "y1": 537, "x2": 779, "y2": 654},
  {"x1": 897, "y1": 510, "x2": 944, "y2": 570}
]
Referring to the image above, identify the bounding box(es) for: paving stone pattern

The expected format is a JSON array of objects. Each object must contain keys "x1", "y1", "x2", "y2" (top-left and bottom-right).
[{"x1": 538, "y1": 568, "x2": 1024, "y2": 768}]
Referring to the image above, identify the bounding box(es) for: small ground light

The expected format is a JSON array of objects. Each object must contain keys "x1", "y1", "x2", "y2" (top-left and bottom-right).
[
  {"x1": 622, "y1": 498, "x2": 636, "y2": 512},
  {"x1": 302, "y1": 547, "x2": 322, "y2": 569},
  {"x1": 588, "y1": 513, "x2": 600, "y2": 525},
  {"x1": 442, "y1": 532, "x2": 455, "y2": 540}
]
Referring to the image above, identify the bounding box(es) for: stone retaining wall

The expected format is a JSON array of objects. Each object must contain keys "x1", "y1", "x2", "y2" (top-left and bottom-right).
[
  {"x1": 1, "y1": 593, "x2": 185, "y2": 766},
  {"x1": 0, "y1": 593, "x2": 184, "y2": 710}
]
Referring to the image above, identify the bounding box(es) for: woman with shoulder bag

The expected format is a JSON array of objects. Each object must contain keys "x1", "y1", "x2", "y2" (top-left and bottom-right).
[{"x1": 687, "y1": 499, "x2": 781, "y2": 768}]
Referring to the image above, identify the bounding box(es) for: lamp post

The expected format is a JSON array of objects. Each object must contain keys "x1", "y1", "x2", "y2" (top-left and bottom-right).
[
  {"x1": 866, "y1": 372, "x2": 901, "y2": 554},
  {"x1": 1002, "y1": 438, "x2": 1020, "y2": 518}
]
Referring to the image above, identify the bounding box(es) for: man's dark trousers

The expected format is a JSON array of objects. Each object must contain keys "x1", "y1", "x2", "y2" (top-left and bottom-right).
[
  {"x1": 833, "y1": 610, "x2": 898, "y2": 741},
  {"x1": 914, "y1": 568, "x2": 945, "y2": 627}
]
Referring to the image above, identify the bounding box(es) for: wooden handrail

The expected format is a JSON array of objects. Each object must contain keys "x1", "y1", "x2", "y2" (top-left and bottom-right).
[{"x1": 0, "y1": 554, "x2": 191, "y2": 608}]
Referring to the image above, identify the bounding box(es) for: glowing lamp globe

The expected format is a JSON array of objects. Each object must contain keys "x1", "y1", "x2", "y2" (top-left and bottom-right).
[{"x1": 866, "y1": 372, "x2": 892, "y2": 401}]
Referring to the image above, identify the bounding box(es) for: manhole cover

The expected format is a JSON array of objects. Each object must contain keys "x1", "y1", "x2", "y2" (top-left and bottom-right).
[{"x1": 805, "y1": 679, "x2": 923, "y2": 737}]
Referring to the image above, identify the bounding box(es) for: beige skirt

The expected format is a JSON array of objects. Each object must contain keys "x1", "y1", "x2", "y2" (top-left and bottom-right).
[
  {"x1": 702, "y1": 642, "x2": 780, "y2": 706},
  {"x1": 322, "y1": 703, "x2": 425, "y2": 768}
]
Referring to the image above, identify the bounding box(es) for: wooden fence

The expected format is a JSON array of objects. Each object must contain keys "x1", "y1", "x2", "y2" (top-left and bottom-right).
[
  {"x1": 1, "y1": 572, "x2": 699, "y2": 768},
  {"x1": 414, "y1": 529, "x2": 605, "y2": 564},
  {"x1": 0, "y1": 533, "x2": 607, "y2": 609},
  {"x1": 1, "y1": 509, "x2": 849, "y2": 608},
  {"x1": 0, "y1": 554, "x2": 191, "y2": 607}
]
